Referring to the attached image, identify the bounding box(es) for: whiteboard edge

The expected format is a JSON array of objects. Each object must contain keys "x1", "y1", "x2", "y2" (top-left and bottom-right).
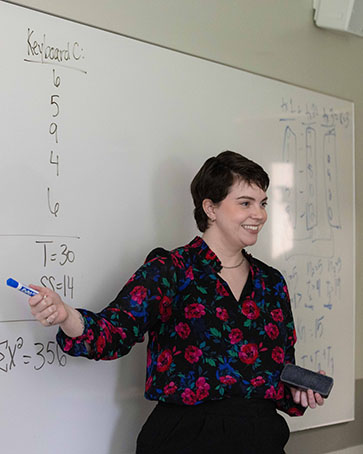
[
  {"x1": 1, "y1": 0, "x2": 356, "y2": 104},
  {"x1": 352, "y1": 102, "x2": 356, "y2": 418},
  {"x1": 291, "y1": 415, "x2": 355, "y2": 433}
]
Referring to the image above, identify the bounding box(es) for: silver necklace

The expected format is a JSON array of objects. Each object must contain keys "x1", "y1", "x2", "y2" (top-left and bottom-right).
[{"x1": 222, "y1": 256, "x2": 245, "y2": 269}]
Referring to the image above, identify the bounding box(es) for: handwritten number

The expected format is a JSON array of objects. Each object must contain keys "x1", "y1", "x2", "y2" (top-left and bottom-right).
[
  {"x1": 52, "y1": 69, "x2": 61, "y2": 87},
  {"x1": 50, "y1": 150, "x2": 60, "y2": 176},
  {"x1": 59, "y1": 244, "x2": 75, "y2": 266},
  {"x1": 34, "y1": 343, "x2": 46, "y2": 371},
  {"x1": 66, "y1": 275, "x2": 74, "y2": 299},
  {"x1": 47, "y1": 187, "x2": 60, "y2": 217},
  {"x1": 49, "y1": 122, "x2": 58, "y2": 143},
  {"x1": 56, "y1": 345, "x2": 67, "y2": 367},
  {"x1": 46, "y1": 341, "x2": 56, "y2": 365},
  {"x1": 50, "y1": 95, "x2": 60, "y2": 117}
]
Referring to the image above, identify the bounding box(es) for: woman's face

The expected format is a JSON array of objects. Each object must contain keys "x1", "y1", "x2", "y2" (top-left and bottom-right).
[{"x1": 209, "y1": 179, "x2": 268, "y2": 249}]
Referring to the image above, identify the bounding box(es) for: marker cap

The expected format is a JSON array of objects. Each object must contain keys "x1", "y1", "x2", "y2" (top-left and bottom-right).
[{"x1": 7, "y1": 278, "x2": 19, "y2": 288}]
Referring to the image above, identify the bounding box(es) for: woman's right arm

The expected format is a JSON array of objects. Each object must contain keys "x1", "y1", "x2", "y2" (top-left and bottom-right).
[{"x1": 28, "y1": 252, "x2": 174, "y2": 360}]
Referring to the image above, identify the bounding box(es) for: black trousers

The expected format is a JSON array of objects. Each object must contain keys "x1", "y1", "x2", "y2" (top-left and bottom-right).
[{"x1": 136, "y1": 398, "x2": 290, "y2": 454}]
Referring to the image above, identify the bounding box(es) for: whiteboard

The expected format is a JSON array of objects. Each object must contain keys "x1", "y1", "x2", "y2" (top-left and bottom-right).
[{"x1": 0, "y1": 1, "x2": 355, "y2": 452}]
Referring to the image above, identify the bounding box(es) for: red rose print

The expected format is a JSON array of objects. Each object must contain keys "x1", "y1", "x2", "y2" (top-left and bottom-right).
[
  {"x1": 85, "y1": 329, "x2": 94, "y2": 341},
  {"x1": 96, "y1": 335, "x2": 106, "y2": 353},
  {"x1": 216, "y1": 280, "x2": 229, "y2": 296},
  {"x1": 145, "y1": 376, "x2": 153, "y2": 392},
  {"x1": 186, "y1": 266, "x2": 194, "y2": 280},
  {"x1": 271, "y1": 308, "x2": 284, "y2": 322},
  {"x1": 196, "y1": 377, "x2": 208, "y2": 387},
  {"x1": 182, "y1": 388, "x2": 197, "y2": 405},
  {"x1": 206, "y1": 250, "x2": 216, "y2": 261},
  {"x1": 175, "y1": 322, "x2": 191, "y2": 339},
  {"x1": 184, "y1": 345, "x2": 203, "y2": 363},
  {"x1": 293, "y1": 328, "x2": 297, "y2": 344},
  {"x1": 64, "y1": 338, "x2": 74, "y2": 352},
  {"x1": 100, "y1": 320, "x2": 112, "y2": 343},
  {"x1": 196, "y1": 386, "x2": 209, "y2": 400},
  {"x1": 264, "y1": 385, "x2": 276, "y2": 399},
  {"x1": 191, "y1": 237, "x2": 203, "y2": 248},
  {"x1": 157, "y1": 349, "x2": 173, "y2": 372},
  {"x1": 147, "y1": 350, "x2": 152, "y2": 368},
  {"x1": 239, "y1": 343, "x2": 259, "y2": 364},
  {"x1": 219, "y1": 375, "x2": 237, "y2": 385},
  {"x1": 276, "y1": 381, "x2": 285, "y2": 400},
  {"x1": 109, "y1": 324, "x2": 127, "y2": 340},
  {"x1": 119, "y1": 327, "x2": 127, "y2": 340},
  {"x1": 159, "y1": 295, "x2": 172, "y2": 322},
  {"x1": 272, "y1": 346, "x2": 285, "y2": 364},
  {"x1": 287, "y1": 407, "x2": 304, "y2": 416},
  {"x1": 185, "y1": 303, "x2": 206, "y2": 319},
  {"x1": 130, "y1": 286, "x2": 147, "y2": 304},
  {"x1": 123, "y1": 310, "x2": 136, "y2": 321},
  {"x1": 264, "y1": 323, "x2": 279, "y2": 340},
  {"x1": 229, "y1": 328, "x2": 243, "y2": 344},
  {"x1": 251, "y1": 376, "x2": 265, "y2": 387},
  {"x1": 164, "y1": 382, "x2": 178, "y2": 395},
  {"x1": 172, "y1": 254, "x2": 183, "y2": 269},
  {"x1": 196, "y1": 377, "x2": 210, "y2": 400},
  {"x1": 216, "y1": 307, "x2": 229, "y2": 321},
  {"x1": 241, "y1": 299, "x2": 260, "y2": 320}
]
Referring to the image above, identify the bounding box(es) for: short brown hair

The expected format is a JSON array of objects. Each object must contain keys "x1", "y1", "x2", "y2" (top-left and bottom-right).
[{"x1": 190, "y1": 151, "x2": 269, "y2": 232}]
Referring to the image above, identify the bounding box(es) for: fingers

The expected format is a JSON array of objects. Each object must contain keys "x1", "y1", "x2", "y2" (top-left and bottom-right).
[
  {"x1": 44, "y1": 309, "x2": 59, "y2": 326},
  {"x1": 28, "y1": 286, "x2": 52, "y2": 307},
  {"x1": 291, "y1": 387, "x2": 300, "y2": 404},
  {"x1": 29, "y1": 284, "x2": 45, "y2": 292},
  {"x1": 293, "y1": 388, "x2": 324, "y2": 408},
  {"x1": 290, "y1": 385, "x2": 325, "y2": 409},
  {"x1": 306, "y1": 389, "x2": 316, "y2": 408},
  {"x1": 28, "y1": 287, "x2": 59, "y2": 327},
  {"x1": 289, "y1": 369, "x2": 327, "y2": 409},
  {"x1": 314, "y1": 392, "x2": 325, "y2": 406},
  {"x1": 306, "y1": 390, "x2": 325, "y2": 408}
]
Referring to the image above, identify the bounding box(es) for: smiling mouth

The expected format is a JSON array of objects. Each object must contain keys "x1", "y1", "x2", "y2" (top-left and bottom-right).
[{"x1": 241, "y1": 225, "x2": 260, "y2": 232}]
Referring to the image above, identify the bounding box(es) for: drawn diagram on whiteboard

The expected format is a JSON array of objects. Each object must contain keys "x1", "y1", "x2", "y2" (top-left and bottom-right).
[
  {"x1": 279, "y1": 99, "x2": 344, "y2": 259},
  {"x1": 275, "y1": 97, "x2": 349, "y2": 381}
]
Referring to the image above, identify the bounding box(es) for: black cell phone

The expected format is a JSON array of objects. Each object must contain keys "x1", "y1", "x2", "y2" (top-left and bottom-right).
[{"x1": 280, "y1": 364, "x2": 334, "y2": 398}]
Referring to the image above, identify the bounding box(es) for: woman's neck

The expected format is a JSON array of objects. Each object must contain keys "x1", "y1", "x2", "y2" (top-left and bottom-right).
[{"x1": 202, "y1": 230, "x2": 244, "y2": 268}]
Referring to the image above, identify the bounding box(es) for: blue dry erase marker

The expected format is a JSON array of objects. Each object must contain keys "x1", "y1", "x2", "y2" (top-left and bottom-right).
[{"x1": 6, "y1": 278, "x2": 39, "y2": 297}]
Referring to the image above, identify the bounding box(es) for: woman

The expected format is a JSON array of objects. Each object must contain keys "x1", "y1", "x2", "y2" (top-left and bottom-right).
[{"x1": 28, "y1": 151, "x2": 324, "y2": 454}]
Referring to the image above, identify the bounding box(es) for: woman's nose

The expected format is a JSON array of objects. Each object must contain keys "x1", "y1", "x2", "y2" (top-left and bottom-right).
[{"x1": 251, "y1": 204, "x2": 266, "y2": 220}]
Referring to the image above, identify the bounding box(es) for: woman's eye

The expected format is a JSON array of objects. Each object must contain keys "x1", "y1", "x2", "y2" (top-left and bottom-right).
[{"x1": 261, "y1": 202, "x2": 268, "y2": 208}]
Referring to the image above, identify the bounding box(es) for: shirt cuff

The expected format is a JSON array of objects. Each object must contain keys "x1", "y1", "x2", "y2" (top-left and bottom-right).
[{"x1": 56, "y1": 309, "x2": 95, "y2": 358}]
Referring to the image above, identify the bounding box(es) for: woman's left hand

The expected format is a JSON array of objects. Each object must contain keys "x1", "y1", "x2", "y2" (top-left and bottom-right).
[{"x1": 289, "y1": 370, "x2": 326, "y2": 409}]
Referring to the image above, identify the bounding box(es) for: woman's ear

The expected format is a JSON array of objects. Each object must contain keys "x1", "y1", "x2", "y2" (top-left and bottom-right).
[{"x1": 202, "y1": 199, "x2": 216, "y2": 222}]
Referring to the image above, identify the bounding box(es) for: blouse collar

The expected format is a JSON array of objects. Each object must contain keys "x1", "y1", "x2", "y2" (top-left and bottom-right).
[{"x1": 188, "y1": 236, "x2": 252, "y2": 274}]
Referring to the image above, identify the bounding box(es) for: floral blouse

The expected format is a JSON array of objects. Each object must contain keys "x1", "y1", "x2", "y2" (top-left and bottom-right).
[{"x1": 57, "y1": 236, "x2": 305, "y2": 416}]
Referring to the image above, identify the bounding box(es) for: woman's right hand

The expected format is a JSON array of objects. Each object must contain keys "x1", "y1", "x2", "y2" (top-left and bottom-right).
[
  {"x1": 28, "y1": 285, "x2": 69, "y2": 327},
  {"x1": 28, "y1": 285, "x2": 86, "y2": 339}
]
